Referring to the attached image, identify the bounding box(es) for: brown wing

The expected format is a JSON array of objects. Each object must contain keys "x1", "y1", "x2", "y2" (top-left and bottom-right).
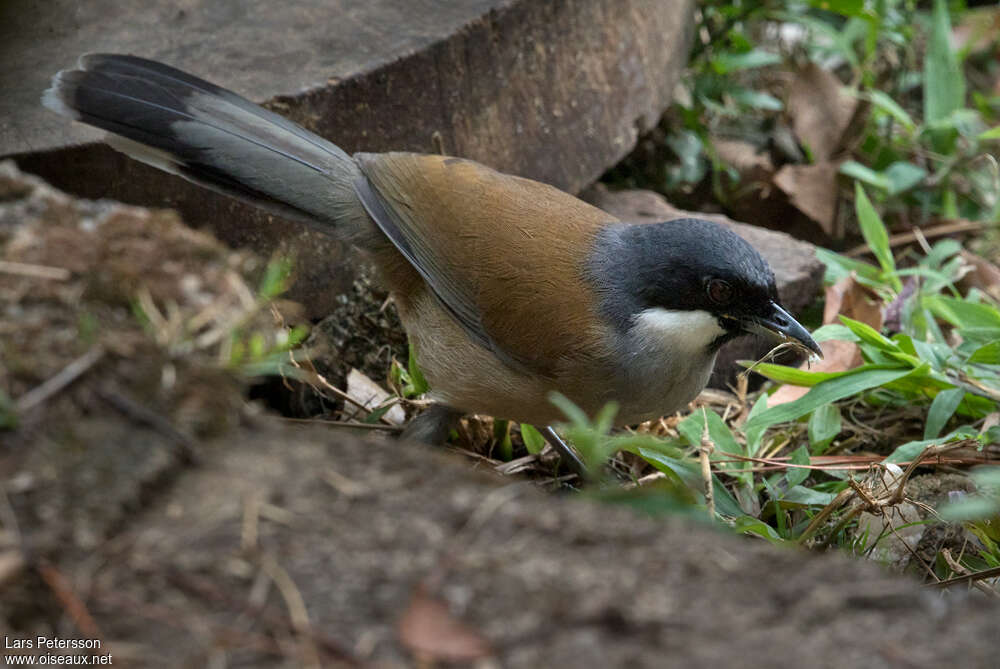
[{"x1": 354, "y1": 152, "x2": 616, "y2": 376}]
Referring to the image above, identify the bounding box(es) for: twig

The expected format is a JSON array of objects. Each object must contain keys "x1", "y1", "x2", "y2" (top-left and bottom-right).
[
  {"x1": 797, "y1": 486, "x2": 856, "y2": 545},
  {"x1": 15, "y1": 346, "x2": 105, "y2": 413},
  {"x1": 260, "y1": 553, "x2": 321, "y2": 669},
  {"x1": 940, "y1": 549, "x2": 1000, "y2": 598},
  {"x1": 845, "y1": 219, "x2": 984, "y2": 258},
  {"x1": 928, "y1": 565, "x2": 1000, "y2": 590},
  {"x1": 96, "y1": 386, "x2": 195, "y2": 461},
  {"x1": 165, "y1": 569, "x2": 359, "y2": 664},
  {"x1": 623, "y1": 472, "x2": 668, "y2": 490},
  {"x1": 274, "y1": 416, "x2": 405, "y2": 432},
  {"x1": 0, "y1": 260, "x2": 71, "y2": 280},
  {"x1": 699, "y1": 408, "x2": 715, "y2": 520},
  {"x1": 712, "y1": 441, "x2": 984, "y2": 472},
  {"x1": 886, "y1": 517, "x2": 938, "y2": 583},
  {"x1": 36, "y1": 560, "x2": 103, "y2": 640},
  {"x1": 285, "y1": 354, "x2": 398, "y2": 425}
]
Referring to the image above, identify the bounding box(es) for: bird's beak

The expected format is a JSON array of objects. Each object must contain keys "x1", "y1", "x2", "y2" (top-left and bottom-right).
[{"x1": 743, "y1": 301, "x2": 822, "y2": 358}]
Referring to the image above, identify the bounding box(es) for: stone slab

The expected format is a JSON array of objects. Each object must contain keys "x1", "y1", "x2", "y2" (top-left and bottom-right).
[
  {"x1": 582, "y1": 185, "x2": 825, "y2": 387},
  {"x1": 10, "y1": 421, "x2": 994, "y2": 667},
  {"x1": 2, "y1": 164, "x2": 997, "y2": 667},
  {"x1": 1, "y1": 0, "x2": 693, "y2": 315}
]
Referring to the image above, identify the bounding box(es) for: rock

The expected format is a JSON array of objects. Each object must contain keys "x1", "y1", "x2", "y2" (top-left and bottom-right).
[
  {"x1": 0, "y1": 161, "x2": 290, "y2": 557},
  {"x1": 9, "y1": 421, "x2": 991, "y2": 668},
  {"x1": 3, "y1": 165, "x2": 999, "y2": 668},
  {"x1": 582, "y1": 184, "x2": 825, "y2": 387},
  {"x1": 2, "y1": 0, "x2": 694, "y2": 315}
]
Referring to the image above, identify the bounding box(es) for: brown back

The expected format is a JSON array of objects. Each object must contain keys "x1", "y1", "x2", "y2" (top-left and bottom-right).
[{"x1": 357, "y1": 152, "x2": 617, "y2": 375}]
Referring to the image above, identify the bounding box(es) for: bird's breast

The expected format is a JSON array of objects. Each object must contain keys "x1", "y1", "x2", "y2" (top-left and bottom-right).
[{"x1": 609, "y1": 308, "x2": 725, "y2": 424}]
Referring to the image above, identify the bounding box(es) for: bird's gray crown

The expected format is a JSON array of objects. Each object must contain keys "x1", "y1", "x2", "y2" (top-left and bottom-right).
[{"x1": 587, "y1": 218, "x2": 778, "y2": 333}]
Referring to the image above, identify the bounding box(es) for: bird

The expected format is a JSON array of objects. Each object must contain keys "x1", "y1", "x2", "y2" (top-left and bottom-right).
[{"x1": 42, "y1": 54, "x2": 820, "y2": 469}]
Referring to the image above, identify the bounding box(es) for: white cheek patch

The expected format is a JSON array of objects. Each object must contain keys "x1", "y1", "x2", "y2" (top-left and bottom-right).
[{"x1": 632, "y1": 308, "x2": 727, "y2": 354}]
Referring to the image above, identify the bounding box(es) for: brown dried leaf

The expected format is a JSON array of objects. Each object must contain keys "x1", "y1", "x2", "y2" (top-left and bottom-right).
[
  {"x1": 823, "y1": 273, "x2": 884, "y2": 329},
  {"x1": 952, "y1": 6, "x2": 1000, "y2": 54},
  {"x1": 713, "y1": 139, "x2": 774, "y2": 180},
  {"x1": 787, "y1": 63, "x2": 857, "y2": 160},
  {"x1": 398, "y1": 586, "x2": 493, "y2": 663},
  {"x1": 957, "y1": 249, "x2": 1000, "y2": 301},
  {"x1": 773, "y1": 162, "x2": 840, "y2": 235}
]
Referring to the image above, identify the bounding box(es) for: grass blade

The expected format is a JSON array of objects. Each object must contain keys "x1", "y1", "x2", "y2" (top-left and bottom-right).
[
  {"x1": 924, "y1": 387, "x2": 965, "y2": 439},
  {"x1": 854, "y1": 183, "x2": 901, "y2": 291},
  {"x1": 745, "y1": 365, "x2": 920, "y2": 445},
  {"x1": 924, "y1": 0, "x2": 966, "y2": 124}
]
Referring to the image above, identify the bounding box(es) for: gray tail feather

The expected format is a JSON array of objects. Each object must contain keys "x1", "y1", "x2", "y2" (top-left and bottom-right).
[{"x1": 43, "y1": 53, "x2": 366, "y2": 234}]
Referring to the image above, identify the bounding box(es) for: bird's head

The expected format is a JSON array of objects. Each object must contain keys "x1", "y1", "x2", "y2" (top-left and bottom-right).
[{"x1": 589, "y1": 218, "x2": 821, "y2": 357}]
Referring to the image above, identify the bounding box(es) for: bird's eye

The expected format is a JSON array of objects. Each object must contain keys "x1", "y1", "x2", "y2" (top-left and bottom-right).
[{"x1": 707, "y1": 279, "x2": 733, "y2": 305}]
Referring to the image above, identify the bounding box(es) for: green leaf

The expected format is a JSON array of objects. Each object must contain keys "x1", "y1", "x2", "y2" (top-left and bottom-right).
[
  {"x1": 362, "y1": 403, "x2": 395, "y2": 424},
  {"x1": 840, "y1": 161, "x2": 890, "y2": 190},
  {"x1": 812, "y1": 324, "x2": 859, "y2": 343},
  {"x1": 744, "y1": 394, "x2": 771, "y2": 456},
  {"x1": 924, "y1": 0, "x2": 966, "y2": 124},
  {"x1": 729, "y1": 87, "x2": 784, "y2": 111},
  {"x1": 521, "y1": 424, "x2": 546, "y2": 455},
  {"x1": 854, "y1": 183, "x2": 900, "y2": 290},
  {"x1": 781, "y1": 485, "x2": 837, "y2": 506},
  {"x1": 840, "y1": 315, "x2": 898, "y2": 352},
  {"x1": 677, "y1": 409, "x2": 742, "y2": 455},
  {"x1": 885, "y1": 426, "x2": 977, "y2": 463},
  {"x1": 979, "y1": 126, "x2": 1000, "y2": 141},
  {"x1": 637, "y1": 448, "x2": 743, "y2": 518},
  {"x1": 968, "y1": 341, "x2": 1000, "y2": 365},
  {"x1": 814, "y1": 248, "x2": 883, "y2": 289},
  {"x1": 939, "y1": 497, "x2": 1000, "y2": 522},
  {"x1": 731, "y1": 516, "x2": 786, "y2": 544},
  {"x1": 750, "y1": 363, "x2": 853, "y2": 387},
  {"x1": 806, "y1": 0, "x2": 864, "y2": 18},
  {"x1": 549, "y1": 392, "x2": 590, "y2": 427},
  {"x1": 972, "y1": 467, "x2": 1000, "y2": 487},
  {"x1": 925, "y1": 295, "x2": 1000, "y2": 329},
  {"x1": 786, "y1": 445, "x2": 811, "y2": 488},
  {"x1": 258, "y1": 256, "x2": 294, "y2": 299},
  {"x1": 924, "y1": 387, "x2": 965, "y2": 439},
  {"x1": 745, "y1": 366, "x2": 920, "y2": 446},
  {"x1": 884, "y1": 161, "x2": 928, "y2": 195},
  {"x1": 494, "y1": 420, "x2": 513, "y2": 461},
  {"x1": 712, "y1": 49, "x2": 782, "y2": 74},
  {"x1": 865, "y1": 90, "x2": 916, "y2": 132},
  {"x1": 405, "y1": 340, "x2": 430, "y2": 396},
  {"x1": 808, "y1": 403, "x2": 841, "y2": 454}
]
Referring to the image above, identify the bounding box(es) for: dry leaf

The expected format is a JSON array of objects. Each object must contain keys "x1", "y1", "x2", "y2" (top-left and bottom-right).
[
  {"x1": 342, "y1": 368, "x2": 406, "y2": 425},
  {"x1": 957, "y1": 249, "x2": 1000, "y2": 301},
  {"x1": 823, "y1": 273, "x2": 884, "y2": 329},
  {"x1": 787, "y1": 63, "x2": 857, "y2": 160},
  {"x1": 713, "y1": 139, "x2": 774, "y2": 181},
  {"x1": 773, "y1": 162, "x2": 841, "y2": 235},
  {"x1": 398, "y1": 586, "x2": 493, "y2": 663},
  {"x1": 952, "y1": 5, "x2": 1000, "y2": 54}
]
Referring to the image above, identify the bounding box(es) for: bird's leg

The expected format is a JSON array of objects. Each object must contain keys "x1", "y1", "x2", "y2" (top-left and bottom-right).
[
  {"x1": 542, "y1": 426, "x2": 588, "y2": 478},
  {"x1": 402, "y1": 408, "x2": 588, "y2": 479},
  {"x1": 399, "y1": 403, "x2": 464, "y2": 445}
]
